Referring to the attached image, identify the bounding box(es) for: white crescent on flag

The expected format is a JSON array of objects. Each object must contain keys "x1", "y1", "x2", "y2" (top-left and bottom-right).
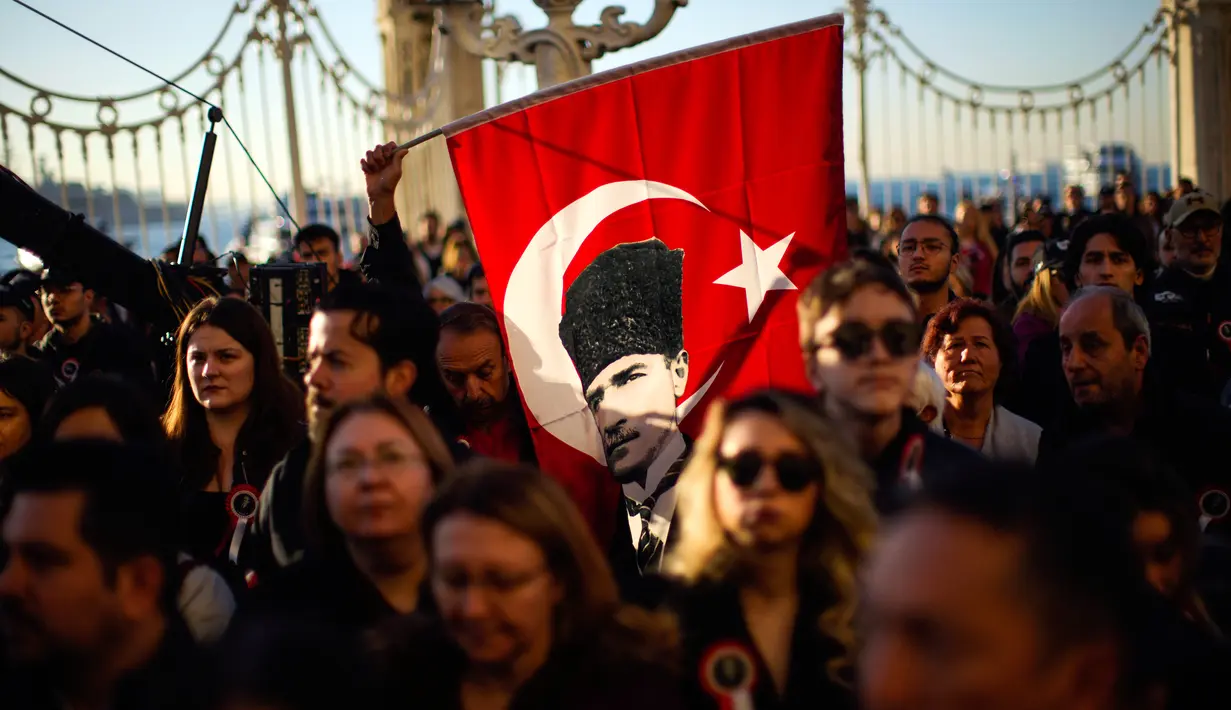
[{"x1": 501, "y1": 180, "x2": 723, "y2": 464}]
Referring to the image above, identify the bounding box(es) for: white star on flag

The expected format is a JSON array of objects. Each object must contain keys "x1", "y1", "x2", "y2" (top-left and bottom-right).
[{"x1": 713, "y1": 230, "x2": 798, "y2": 323}]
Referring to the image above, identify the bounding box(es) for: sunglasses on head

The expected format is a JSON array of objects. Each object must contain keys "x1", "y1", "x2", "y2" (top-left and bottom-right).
[
  {"x1": 716, "y1": 451, "x2": 820, "y2": 492},
  {"x1": 819, "y1": 320, "x2": 921, "y2": 361}
]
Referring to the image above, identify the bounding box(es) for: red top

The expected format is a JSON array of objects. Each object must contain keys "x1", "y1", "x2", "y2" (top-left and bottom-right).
[{"x1": 461, "y1": 418, "x2": 525, "y2": 465}]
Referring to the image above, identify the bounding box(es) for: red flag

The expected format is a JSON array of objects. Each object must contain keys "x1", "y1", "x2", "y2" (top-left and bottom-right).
[{"x1": 443, "y1": 15, "x2": 847, "y2": 545}]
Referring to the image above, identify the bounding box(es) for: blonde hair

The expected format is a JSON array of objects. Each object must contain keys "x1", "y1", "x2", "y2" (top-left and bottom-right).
[
  {"x1": 440, "y1": 235, "x2": 478, "y2": 280},
  {"x1": 667, "y1": 391, "x2": 877, "y2": 685},
  {"x1": 1013, "y1": 266, "x2": 1064, "y2": 328},
  {"x1": 955, "y1": 199, "x2": 999, "y2": 261}
]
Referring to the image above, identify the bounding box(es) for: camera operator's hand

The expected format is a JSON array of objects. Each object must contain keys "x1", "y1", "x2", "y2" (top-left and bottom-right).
[{"x1": 361, "y1": 142, "x2": 407, "y2": 225}]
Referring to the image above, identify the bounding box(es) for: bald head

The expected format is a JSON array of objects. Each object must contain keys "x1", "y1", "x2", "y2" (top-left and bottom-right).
[{"x1": 1059, "y1": 287, "x2": 1149, "y2": 411}]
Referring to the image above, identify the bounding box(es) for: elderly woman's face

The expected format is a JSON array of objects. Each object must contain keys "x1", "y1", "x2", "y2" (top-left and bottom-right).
[{"x1": 932, "y1": 316, "x2": 1001, "y2": 398}]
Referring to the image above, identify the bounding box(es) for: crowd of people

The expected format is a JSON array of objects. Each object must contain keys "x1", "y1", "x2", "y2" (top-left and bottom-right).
[{"x1": 0, "y1": 139, "x2": 1227, "y2": 710}]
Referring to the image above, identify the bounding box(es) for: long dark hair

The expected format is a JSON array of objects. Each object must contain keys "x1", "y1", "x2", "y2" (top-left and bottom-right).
[{"x1": 162, "y1": 297, "x2": 304, "y2": 490}]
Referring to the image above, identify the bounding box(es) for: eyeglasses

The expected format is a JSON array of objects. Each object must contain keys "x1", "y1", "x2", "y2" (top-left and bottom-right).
[
  {"x1": 898, "y1": 239, "x2": 948, "y2": 256},
  {"x1": 327, "y1": 450, "x2": 430, "y2": 478},
  {"x1": 716, "y1": 451, "x2": 819, "y2": 492},
  {"x1": 1175, "y1": 220, "x2": 1223, "y2": 241},
  {"x1": 815, "y1": 320, "x2": 921, "y2": 361}
]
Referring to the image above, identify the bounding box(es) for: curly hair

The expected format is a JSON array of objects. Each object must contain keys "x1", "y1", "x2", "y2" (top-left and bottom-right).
[
  {"x1": 666, "y1": 390, "x2": 877, "y2": 686},
  {"x1": 921, "y1": 298, "x2": 1018, "y2": 399}
]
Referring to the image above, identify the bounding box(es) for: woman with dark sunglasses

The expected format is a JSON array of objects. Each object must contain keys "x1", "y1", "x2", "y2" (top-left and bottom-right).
[{"x1": 665, "y1": 390, "x2": 876, "y2": 710}]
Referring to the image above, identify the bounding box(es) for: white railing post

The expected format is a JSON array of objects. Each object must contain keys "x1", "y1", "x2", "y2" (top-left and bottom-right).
[
  {"x1": 275, "y1": 0, "x2": 308, "y2": 227},
  {"x1": 850, "y1": 0, "x2": 873, "y2": 217}
]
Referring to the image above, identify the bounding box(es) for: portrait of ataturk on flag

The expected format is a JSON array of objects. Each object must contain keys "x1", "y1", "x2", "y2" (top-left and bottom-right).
[{"x1": 559, "y1": 238, "x2": 690, "y2": 573}]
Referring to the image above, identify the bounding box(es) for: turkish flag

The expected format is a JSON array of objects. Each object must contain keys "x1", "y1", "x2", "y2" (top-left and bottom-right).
[{"x1": 443, "y1": 15, "x2": 847, "y2": 542}]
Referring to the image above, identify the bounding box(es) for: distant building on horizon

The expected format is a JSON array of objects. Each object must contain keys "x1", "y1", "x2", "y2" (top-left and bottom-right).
[{"x1": 848, "y1": 140, "x2": 1172, "y2": 218}]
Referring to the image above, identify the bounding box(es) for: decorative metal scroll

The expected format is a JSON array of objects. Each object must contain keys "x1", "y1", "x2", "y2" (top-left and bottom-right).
[{"x1": 0, "y1": 0, "x2": 448, "y2": 259}]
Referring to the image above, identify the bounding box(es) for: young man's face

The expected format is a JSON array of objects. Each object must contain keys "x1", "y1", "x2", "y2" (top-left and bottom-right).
[
  {"x1": 807, "y1": 285, "x2": 919, "y2": 419},
  {"x1": 298, "y1": 237, "x2": 342, "y2": 280},
  {"x1": 1007, "y1": 239, "x2": 1044, "y2": 294},
  {"x1": 0, "y1": 306, "x2": 31, "y2": 352},
  {"x1": 41, "y1": 283, "x2": 92, "y2": 328},
  {"x1": 304, "y1": 310, "x2": 388, "y2": 431},
  {"x1": 584, "y1": 351, "x2": 688, "y2": 483},
  {"x1": 0, "y1": 492, "x2": 130, "y2": 666},
  {"x1": 1075, "y1": 233, "x2": 1142, "y2": 295},
  {"x1": 898, "y1": 221, "x2": 956, "y2": 295}
]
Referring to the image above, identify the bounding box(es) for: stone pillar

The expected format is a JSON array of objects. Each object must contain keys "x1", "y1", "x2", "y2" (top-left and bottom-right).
[
  {"x1": 376, "y1": 0, "x2": 485, "y2": 233},
  {"x1": 1166, "y1": 0, "x2": 1231, "y2": 199}
]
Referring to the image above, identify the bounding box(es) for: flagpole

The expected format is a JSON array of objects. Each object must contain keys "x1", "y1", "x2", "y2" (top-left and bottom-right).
[
  {"x1": 850, "y1": 0, "x2": 873, "y2": 218},
  {"x1": 397, "y1": 128, "x2": 444, "y2": 152}
]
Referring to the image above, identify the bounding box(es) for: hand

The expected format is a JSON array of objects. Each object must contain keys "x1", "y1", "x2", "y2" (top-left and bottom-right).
[{"x1": 361, "y1": 142, "x2": 408, "y2": 201}]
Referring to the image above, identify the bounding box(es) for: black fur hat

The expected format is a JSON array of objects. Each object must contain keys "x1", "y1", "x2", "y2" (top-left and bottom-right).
[{"x1": 559, "y1": 239, "x2": 685, "y2": 390}]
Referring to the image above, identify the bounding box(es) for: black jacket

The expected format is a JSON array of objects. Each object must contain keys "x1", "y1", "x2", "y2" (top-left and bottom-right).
[
  {"x1": 243, "y1": 437, "x2": 312, "y2": 578},
  {"x1": 1037, "y1": 378, "x2": 1231, "y2": 541},
  {"x1": 669, "y1": 581, "x2": 856, "y2": 710},
  {"x1": 1007, "y1": 328, "x2": 1071, "y2": 427},
  {"x1": 35, "y1": 316, "x2": 157, "y2": 396},
  {"x1": 869, "y1": 408, "x2": 985, "y2": 515},
  {"x1": 0, "y1": 616, "x2": 205, "y2": 710},
  {"x1": 1146, "y1": 264, "x2": 1231, "y2": 402},
  {"x1": 235, "y1": 552, "x2": 430, "y2": 632},
  {"x1": 371, "y1": 614, "x2": 684, "y2": 710}
]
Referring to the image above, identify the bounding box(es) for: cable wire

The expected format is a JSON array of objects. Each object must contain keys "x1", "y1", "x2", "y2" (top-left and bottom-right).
[{"x1": 9, "y1": 0, "x2": 299, "y2": 231}]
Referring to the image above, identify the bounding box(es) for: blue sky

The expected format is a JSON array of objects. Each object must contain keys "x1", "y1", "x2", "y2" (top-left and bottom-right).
[{"x1": 0, "y1": 0, "x2": 1167, "y2": 211}]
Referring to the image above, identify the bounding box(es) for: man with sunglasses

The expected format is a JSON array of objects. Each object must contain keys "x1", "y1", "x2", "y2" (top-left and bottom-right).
[
  {"x1": 798, "y1": 260, "x2": 980, "y2": 514},
  {"x1": 896, "y1": 215, "x2": 959, "y2": 327},
  {"x1": 1147, "y1": 189, "x2": 1231, "y2": 402}
]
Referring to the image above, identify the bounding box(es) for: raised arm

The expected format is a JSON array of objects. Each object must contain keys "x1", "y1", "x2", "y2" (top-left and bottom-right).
[{"x1": 357, "y1": 142, "x2": 423, "y2": 294}]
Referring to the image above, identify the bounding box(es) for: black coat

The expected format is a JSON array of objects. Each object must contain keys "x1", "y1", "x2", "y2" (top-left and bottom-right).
[
  {"x1": 371, "y1": 614, "x2": 684, "y2": 710},
  {"x1": 35, "y1": 316, "x2": 158, "y2": 398},
  {"x1": 235, "y1": 552, "x2": 429, "y2": 632},
  {"x1": 669, "y1": 581, "x2": 856, "y2": 710},
  {"x1": 868, "y1": 408, "x2": 985, "y2": 515},
  {"x1": 1037, "y1": 379, "x2": 1231, "y2": 542},
  {"x1": 0, "y1": 617, "x2": 206, "y2": 710},
  {"x1": 1146, "y1": 264, "x2": 1231, "y2": 403}
]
